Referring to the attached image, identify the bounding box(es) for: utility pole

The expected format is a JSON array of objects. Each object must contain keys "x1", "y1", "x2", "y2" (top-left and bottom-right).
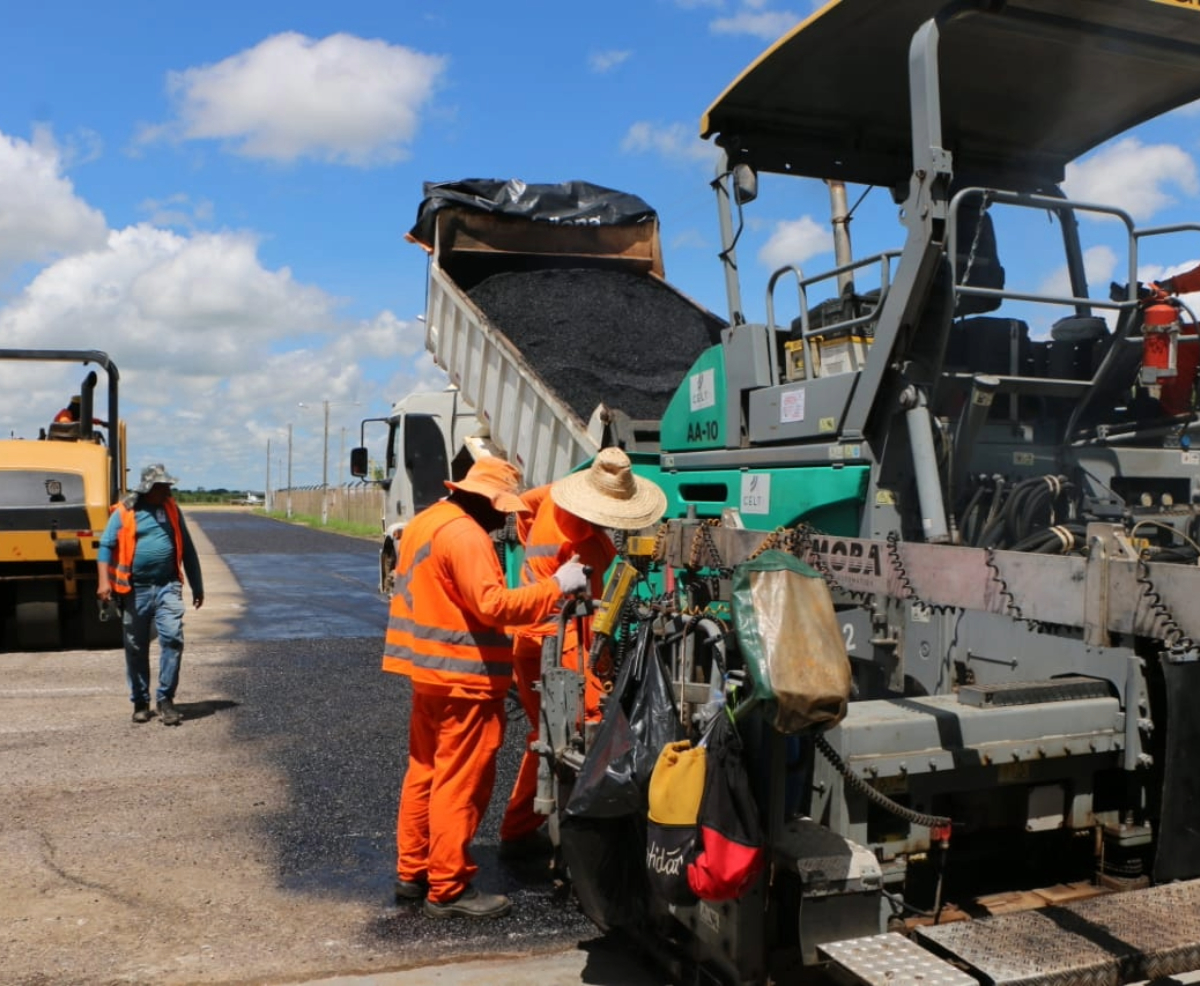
[
  {"x1": 339, "y1": 426, "x2": 346, "y2": 488},
  {"x1": 265, "y1": 438, "x2": 272, "y2": 511},
  {"x1": 287, "y1": 423, "x2": 294, "y2": 519},
  {"x1": 322, "y1": 399, "x2": 331, "y2": 524},
  {"x1": 299, "y1": 400, "x2": 359, "y2": 525}
]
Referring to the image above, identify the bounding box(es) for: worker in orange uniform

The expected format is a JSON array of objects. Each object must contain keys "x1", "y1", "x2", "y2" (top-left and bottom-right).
[
  {"x1": 383, "y1": 456, "x2": 588, "y2": 919},
  {"x1": 1155, "y1": 264, "x2": 1200, "y2": 297},
  {"x1": 498, "y1": 447, "x2": 667, "y2": 855}
]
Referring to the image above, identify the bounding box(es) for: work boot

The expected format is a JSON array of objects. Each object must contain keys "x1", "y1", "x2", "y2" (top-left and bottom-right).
[
  {"x1": 498, "y1": 828, "x2": 553, "y2": 861},
  {"x1": 394, "y1": 877, "x2": 428, "y2": 902},
  {"x1": 423, "y1": 885, "x2": 511, "y2": 919},
  {"x1": 157, "y1": 699, "x2": 183, "y2": 726},
  {"x1": 131, "y1": 703, "x2": 152, "y2": 724}
]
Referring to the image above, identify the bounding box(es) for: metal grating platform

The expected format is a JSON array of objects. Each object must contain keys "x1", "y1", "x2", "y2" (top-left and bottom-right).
[
  {"x1": 914, "y1": 879, "x2": 1200, "y2": 986},
  {"x1": 957, "y1": 676, "x2": 1111, "y2": 708},
  {"x1": 820, "y1": 933, "x2": 980, "y2": 986}
]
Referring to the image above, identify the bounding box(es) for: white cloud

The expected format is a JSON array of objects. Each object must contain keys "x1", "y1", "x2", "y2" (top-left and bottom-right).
[
  {"x1": 0, "y1": 127, "x2": 108, "y2": 271},
  {"x1": 143, "y1": 32, "x2": 448, "y2": 166},
  {"x1": 621, "y1": 121, "x2": 718, "y2": 165},
  {"x1": 1063, "y1": 137, "x2": 1198, "y2": 221},
  {"x1": 589, "y1": 49, "x2": 632, "y2": 73},
  {"x1": 1036, "y1": 244, "x2": 1119, "y2": 299},
  {"x1": 137, "y1": 193, "x2": 214, "y2": 231},
  {"x1": 758, "y1": 215, "x2": 832, "y2": 271},
  {"x1": 710, "y1": 8, "x2": 801, "y2": 40}
]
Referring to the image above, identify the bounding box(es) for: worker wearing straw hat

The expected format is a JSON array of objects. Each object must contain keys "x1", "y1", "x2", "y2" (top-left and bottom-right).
[{"x1": 499, "y1": 446, "x2": 667, "y2": 857}]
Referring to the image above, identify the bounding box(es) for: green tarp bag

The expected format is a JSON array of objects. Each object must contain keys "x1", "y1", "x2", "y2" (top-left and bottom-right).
[{"x1": 731, "y1": 549, "x2": 851, "y2": 734}]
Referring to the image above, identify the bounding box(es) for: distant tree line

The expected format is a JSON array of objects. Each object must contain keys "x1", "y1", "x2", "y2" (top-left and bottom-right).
[{"x1": 172, "y1": 489, "x2": 263, "y2": 505}]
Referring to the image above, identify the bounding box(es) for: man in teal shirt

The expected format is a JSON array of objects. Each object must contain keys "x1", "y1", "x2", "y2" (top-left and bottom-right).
[{"x1": 97, "y1": 464, "x2": 204, "y2": 725}]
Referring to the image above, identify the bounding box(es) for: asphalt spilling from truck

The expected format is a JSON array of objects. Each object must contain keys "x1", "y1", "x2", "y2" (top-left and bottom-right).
[
  {"x1": 194, "y1": 511, "x2": 600, "y2": 966},
  {"x1": 468, "y1": 268, "x2": 726, "y2": 422}
]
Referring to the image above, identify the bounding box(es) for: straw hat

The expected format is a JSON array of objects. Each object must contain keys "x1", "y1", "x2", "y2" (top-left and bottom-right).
[
  {"x1": 445, "y1": 457, "x2": 529, "y2": 514},
  {"x1": 550, "y1": 447, "x2": 667, "y2": 530}
]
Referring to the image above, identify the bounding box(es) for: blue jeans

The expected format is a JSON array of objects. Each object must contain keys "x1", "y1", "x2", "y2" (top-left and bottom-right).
[{"x1": 122, "y1": 582, "x2": 185, "y2": 705}]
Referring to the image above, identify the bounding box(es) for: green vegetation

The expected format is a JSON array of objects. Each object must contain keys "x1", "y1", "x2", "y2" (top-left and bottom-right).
[
  {"x1": 260, "y1": 509, "x2": 378, "y2": 540},
  {"x1": 173, "y1": 489, "x2": 262, "y2": 505}
]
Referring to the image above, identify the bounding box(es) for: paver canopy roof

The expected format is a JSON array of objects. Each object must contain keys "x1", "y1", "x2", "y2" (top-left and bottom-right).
[{"x1": 701, "y1": 0, "x2": 1200, "y2": 190}]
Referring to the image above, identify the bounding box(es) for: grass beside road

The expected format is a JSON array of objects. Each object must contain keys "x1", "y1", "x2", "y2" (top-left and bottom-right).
[{"x1": 259, "y1": 509, "x2": 379, "y2": 540}]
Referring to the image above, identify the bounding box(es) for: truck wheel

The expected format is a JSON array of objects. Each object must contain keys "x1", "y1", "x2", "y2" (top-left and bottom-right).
[
  {"x1": 12, "y1": 585, "x2": 62, "y2": 650},
  {"x1": 381, "y1": 542, "x2": 397, "y2": 597},
  {"x1": 79, "y1": 594, "x2": 123, "y2": 650}
]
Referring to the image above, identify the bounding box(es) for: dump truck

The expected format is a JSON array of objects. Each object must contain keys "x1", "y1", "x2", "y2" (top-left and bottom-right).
[
  {"x1": 0, "y1": 350, "x2": 126, "y2": 650},
  {"x1": 508, "y1": 2, "x2": 1200, "y2": 986},
  {"x1": 352, "y1": 179, "x2": 726, "y2": 593}
]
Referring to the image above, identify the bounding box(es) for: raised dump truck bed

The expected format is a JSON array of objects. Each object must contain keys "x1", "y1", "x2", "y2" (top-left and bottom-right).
[{"x1": 411, "y1": 179, "x2": 726, "y2": 490}]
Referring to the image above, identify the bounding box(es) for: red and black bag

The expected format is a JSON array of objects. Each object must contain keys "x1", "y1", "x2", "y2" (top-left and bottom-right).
[{"x1": 687, "y1": 713, "x2": 766, "y2": 901}]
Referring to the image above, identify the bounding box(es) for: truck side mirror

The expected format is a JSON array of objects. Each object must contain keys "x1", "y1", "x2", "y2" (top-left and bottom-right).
[
  {"x1": 733, "y1": 163, "x2": 758, "y2": 205},
  {"x1": 350, "y1": 446, "x2": 369, "y2": 478}
]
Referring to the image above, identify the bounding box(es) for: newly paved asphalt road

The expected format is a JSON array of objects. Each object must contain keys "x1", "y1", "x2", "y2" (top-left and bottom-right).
[{"x1": 188, "y1": 510, "x2": 668, "y2": 985}]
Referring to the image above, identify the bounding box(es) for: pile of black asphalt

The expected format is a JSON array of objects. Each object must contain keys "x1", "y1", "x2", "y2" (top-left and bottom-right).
[{"x1": 467, "y1": 268, "x2": 726, "y2": 424}]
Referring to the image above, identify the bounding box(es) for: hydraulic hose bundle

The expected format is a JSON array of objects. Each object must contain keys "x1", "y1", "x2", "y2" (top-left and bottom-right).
[{"x1": 959, "y1": 474, "x2": 1085, "y2": 552}]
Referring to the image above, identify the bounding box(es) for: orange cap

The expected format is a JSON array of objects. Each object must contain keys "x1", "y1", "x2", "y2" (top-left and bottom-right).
[{"x1": 445, "y1": 457, "x2": 529, "y2": 513}]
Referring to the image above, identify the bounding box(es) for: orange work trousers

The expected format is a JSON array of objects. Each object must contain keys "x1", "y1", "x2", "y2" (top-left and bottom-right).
[
  {"x1": 500, "y1": 625, "x2": 604, "y2": 842},
  {"x1": 500, "y1": 643, "x2": 544, "y2": 842},
  {"x1": 397, "y1": 690, "x2": 505, "y2": 904}
]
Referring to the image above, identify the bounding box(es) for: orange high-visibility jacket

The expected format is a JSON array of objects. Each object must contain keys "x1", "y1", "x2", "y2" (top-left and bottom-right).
[
  {"x1": 1170, "y1": 264, "x2": 1200, "y2": 295},
  {"x1": 383, "y1": 500, "x2": 563, "y2": 699},
  {"x1": 110, "y1": 499, "x2": 185, "y2": 594},
  {"x1": 513, "y1": 500, "x2": 615, "y2": 649}
]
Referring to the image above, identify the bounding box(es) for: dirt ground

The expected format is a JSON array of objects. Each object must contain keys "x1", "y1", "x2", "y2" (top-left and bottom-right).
[{"x1": 0, "y1": 523, "x2": 496, "y2": 986}]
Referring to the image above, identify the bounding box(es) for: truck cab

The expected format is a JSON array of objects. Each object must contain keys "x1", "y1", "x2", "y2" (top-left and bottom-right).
[{"x1": 350, "y1": 386, "x2": 490, "y2": 594}]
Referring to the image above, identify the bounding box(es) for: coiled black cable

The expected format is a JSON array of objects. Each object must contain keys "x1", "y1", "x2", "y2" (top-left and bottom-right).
[{"x1": 815, "y1": 733, "x2": 951, "y2": 830}]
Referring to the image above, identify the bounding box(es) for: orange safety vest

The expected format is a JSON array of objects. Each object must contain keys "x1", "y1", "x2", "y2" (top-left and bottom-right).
[
  {"x1": 110, "y1": 498, "x2": 185, "y2": 594},
  {"x1": 383, "y1": 500, "x2": 562, "y2": 698},
  {"x1": 514, "y1": 500, "x2": 615, "y2": 649}
]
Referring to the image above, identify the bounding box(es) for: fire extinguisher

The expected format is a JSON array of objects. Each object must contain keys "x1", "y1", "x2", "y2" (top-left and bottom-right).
[
  {"x1": 1143, "y1": 298, "x2": 1200, "y2": 416},
  {"x1": 1140, "y1": 300, "x2": 1180, "y2": 392}
]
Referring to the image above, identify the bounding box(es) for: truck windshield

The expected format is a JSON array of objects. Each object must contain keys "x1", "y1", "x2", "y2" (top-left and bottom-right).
[{"x1": 404, "y1": 415, "x2": 450, "y2": 513}]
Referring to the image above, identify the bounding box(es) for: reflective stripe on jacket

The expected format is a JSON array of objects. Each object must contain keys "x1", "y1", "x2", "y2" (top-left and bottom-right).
[
  {"x1": 383, "y1": 500, "x2": 563, "y2": 699},
  {"x1": 110, "y1": 498, "x2": 184, "y2": 595},
  {"x1": 513, "y1": 500, "x2": 615, "y2": 648}
]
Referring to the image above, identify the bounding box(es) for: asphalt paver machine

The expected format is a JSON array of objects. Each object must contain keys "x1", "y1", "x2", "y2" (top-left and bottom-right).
[{"x1": 534, "y1": 2, "x2": 1200, "y2": 984}]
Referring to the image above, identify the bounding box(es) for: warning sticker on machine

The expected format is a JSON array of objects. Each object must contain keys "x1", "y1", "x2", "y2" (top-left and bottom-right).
[
  {"x1": 690, "y1": 368, "x2": 715, "y2": 411},
  {"x1": 1148, "y1": 0, "x2": 1200, "y2": 10},
  {"x1": 741, "y1": 473, "x2": 770, "y2": 514},
  {"x1": 780, "y1": 387, "x2": 805, "y2": 423}
]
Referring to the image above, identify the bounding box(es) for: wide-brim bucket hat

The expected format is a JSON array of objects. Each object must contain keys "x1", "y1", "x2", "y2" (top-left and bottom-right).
[
  {"x1": 445, "y1": 456, "x2": 529, "y2": 513},
  {"x1": 550, "y1": 447, "x2": 667, "y2": 530},
  {"x1": 136, "y1": 463, "x2": 179, "y2": 493}
]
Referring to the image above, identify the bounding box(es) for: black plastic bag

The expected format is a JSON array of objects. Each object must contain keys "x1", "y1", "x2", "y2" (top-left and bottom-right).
[
  {"x1": 559, "y1": 814, "x2": 649, "y2": 932},
  {"x1": 565, "y1": 624, "x2": 683, "y2": 819}
]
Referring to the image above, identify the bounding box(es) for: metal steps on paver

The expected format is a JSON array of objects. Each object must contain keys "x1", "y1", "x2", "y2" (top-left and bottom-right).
[
  {"x1": 913, "y1": 879, "x2": 1200, "y2": 986},
  {"x1": 819, "y1": 933, "x2": 980, "y2": 986}
]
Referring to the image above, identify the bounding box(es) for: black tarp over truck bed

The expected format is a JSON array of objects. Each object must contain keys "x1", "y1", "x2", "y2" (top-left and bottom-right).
[{"x1": 409, "y1": 179, "x2": 726, "y2": 436}]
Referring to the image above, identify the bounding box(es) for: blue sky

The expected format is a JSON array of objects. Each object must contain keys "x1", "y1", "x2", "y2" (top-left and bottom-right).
[{"x1": 1, "y1": 0, "x2": 1198, "y2": 492}]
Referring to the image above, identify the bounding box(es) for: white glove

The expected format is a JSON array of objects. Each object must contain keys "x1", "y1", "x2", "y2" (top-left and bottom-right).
[{"x1": 552, "y1": 558, "x2": 588, "y2": 594}]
